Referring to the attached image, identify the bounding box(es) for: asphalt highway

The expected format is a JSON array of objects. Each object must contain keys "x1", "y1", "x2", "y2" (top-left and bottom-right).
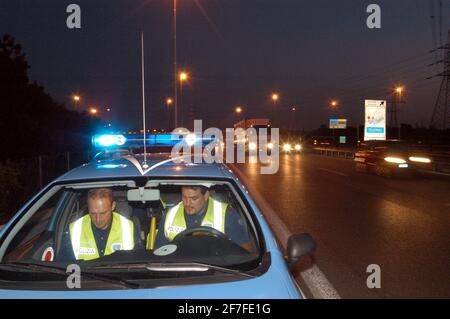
[{"x1": 234, "y1": 153, "x2": 450, "y2": 298}]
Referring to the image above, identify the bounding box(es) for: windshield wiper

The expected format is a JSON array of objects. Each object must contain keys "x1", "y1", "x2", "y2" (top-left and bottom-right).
[
  {"x1": 0, "y1": 261, "x2": 140, "y2": 289},
  {"x1": 88, "y1": 262, "x2": 256, "y2": 278}
]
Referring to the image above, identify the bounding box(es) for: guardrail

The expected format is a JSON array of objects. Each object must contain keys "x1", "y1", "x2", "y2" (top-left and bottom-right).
[
  {"x1": 313, "y1": 147, "x2": 355, "y2": 160},
  {"x1": 312, "y1": 145, "x2": 450, "y2": 174},
  {"x1": 430, "y1": 145, "x2": 450, "y2": 173}
]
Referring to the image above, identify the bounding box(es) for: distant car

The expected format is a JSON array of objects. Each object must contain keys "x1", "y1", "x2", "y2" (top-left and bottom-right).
[
  {"x1": 354, "y1": 140, "x2": 432, "y2": 177},
  {"x1": 0, "y1": 134, "x2": 315, "y2": 298},
  {"x1": 281, "y1": 140, "x2": 302, "y2": 153}
]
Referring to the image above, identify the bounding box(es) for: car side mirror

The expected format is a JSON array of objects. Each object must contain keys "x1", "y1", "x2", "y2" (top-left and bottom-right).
[{"x1": 287, "y1": 233, "x2": 316, "y2": 269}]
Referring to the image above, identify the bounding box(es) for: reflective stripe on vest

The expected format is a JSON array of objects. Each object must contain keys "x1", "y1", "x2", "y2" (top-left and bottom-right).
[
  {"x1": 164, "y1": 198, "x2": 227, "y2": 241},
  {"x1": 69, "y1": 212, "x2": 134, "y2": 260}
]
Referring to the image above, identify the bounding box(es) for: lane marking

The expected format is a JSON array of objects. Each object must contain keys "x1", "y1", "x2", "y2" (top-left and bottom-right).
[
  {"x1": 299, "y1": 265, "x2": 341, "y2": 299},
  {"x1": 228, "y1": 163, "x2": 341, "y2": 299},
  {"x1": 319, "y1": 168, "x2": 349, "y2": 177}
]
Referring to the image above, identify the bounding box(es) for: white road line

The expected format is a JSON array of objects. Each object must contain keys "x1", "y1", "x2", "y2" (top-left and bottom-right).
[
  {"x1": 319, "y1": 168, "x2": 349, "y2": 177},
  {"x1": 229, "y1": 163, "x2": 341, "y2": 299},
  {"x1": 299, "y1": 266, "x2": 341, "y2": 299}
]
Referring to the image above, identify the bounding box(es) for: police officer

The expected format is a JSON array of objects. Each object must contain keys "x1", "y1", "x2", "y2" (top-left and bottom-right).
[
  {"x1": 58, "y1": 188, "x2": 138, "y2": 261},
  {"x1": 153, "y1": 186, "x2": 252, "y2": 251}
]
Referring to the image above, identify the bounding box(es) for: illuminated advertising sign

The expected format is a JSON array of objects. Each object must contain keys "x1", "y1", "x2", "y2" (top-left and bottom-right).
[
  {"x1": 329, "y1": 118, "x2": 347, "y2": 129},
  {"x1": 364, "y1": 100, "x2": 386, "y2": 141}
]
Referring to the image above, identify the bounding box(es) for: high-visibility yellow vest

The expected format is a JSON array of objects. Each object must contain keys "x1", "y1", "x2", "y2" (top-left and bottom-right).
[
  {"x1": 164, "y1": 198, "x2": 228, "y2": 241},
  {"x1": 69, "y1": 212, "x2": 134, "y2": 261}
]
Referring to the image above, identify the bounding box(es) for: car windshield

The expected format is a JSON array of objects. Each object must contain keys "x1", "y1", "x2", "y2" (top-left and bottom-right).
[{"x1": 0, "y1": 180, "x2": 261, "y2": 276}]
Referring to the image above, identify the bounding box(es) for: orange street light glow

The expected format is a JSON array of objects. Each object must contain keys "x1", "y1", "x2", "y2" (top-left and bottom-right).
[{"x1": 179, "y1": 72, "x2": 188, "y2": 81}]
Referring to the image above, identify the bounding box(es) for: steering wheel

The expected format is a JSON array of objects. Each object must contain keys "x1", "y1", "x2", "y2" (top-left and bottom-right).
[{"x1": 173, "y1": 226, "x2": 229, "y2": 242}]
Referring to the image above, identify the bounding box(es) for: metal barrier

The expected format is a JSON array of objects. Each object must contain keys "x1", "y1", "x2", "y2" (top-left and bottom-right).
[
  {"x1": 314, "y1": 147, "x2": 355, "y2": 160},
  {"x1": 430, "y1": 145, "x2": 450, "y2": 173},
  {"x1": 312, "y1": 145, "x2": 450, "y2": 174}
]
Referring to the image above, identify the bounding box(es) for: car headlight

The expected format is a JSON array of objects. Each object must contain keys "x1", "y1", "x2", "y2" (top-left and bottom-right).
[
  {"x1": 295, "y1": 144, "x2": 302, "y2": 151},
  {"x1": 283, "y1": 144, "x2": 292, "y2": 152},
  {"x1": 408, "y1": 156, "x2": 431, "y2": 163},
  {"x1": 384, "y1": 157, "x2": 406, "y2": 164}
]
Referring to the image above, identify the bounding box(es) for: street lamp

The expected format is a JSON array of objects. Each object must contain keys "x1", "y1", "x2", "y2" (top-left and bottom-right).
[
  {"x1": 89, "y1": 108, "x2": 98, "y2": 115},
  {"x1": 173, "y1": 0, "x2": 178, "y2": 128},
  {"x1": 166, "y1": 97, "x2": 173, "y2": 128},
  {"x1": 235, "y1": 106, "x2": 243, "y2": 114},
  {"x1": 329, "y1": 100, "x2": 339, "y2": 145},
  {"x1": 330, "y1": 100, "x2": 338, "y2": 109},
  {"x1": 72, "y1": 95, "x2": 81, "y2": 109},
  {"x1": 394, "y1": 86, "x2": 405, "y2": 139},
  {"x1": 271, "y1": 93, "x2": 279, "y2": 104},
  {"x1": 179, "y1": 72, "x2": 189, "y2": 127},
  {"x1": 179, "y1": 72, "x2": 188, "y2": 82}
]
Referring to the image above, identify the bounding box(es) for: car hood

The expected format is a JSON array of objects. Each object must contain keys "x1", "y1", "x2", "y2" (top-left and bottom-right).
[{"x1": 0, "y1": 257, "x2": 301, "y2": 299}]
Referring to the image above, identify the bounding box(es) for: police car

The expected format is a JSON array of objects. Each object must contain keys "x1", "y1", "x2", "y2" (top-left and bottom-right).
[{"x1": 0, "y1": 134, "x2": 315, "y2": 298}]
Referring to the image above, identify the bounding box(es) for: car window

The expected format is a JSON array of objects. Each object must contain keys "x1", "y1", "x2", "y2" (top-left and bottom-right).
[
  {"x1": 2, "y1": 181, "x2": 260, "y2": 268},
  {"x1": 3, "y1": 190, "x2": 63, "y2": 262}
]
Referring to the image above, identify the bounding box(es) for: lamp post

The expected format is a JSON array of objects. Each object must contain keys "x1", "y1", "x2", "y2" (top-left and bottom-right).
[
  {"x1": 166, "y1": 97, "x2": 173, "y2": 129},
  {"x1": 173, "y1": 0, "x2": 178, "y2": 128},
  {"x1": 330, "y1": 100, "x2": 339, "y2": 145},
  {"x1": 395, "y1": 86, "x2": 404, "y2": 140},
  {"x1": 235, "y1": 106, "x2": 244, "y2": 122},
  {"x1": 72, "y1": 95, "x2": 80, "y2": 109},
  {"x1": 179, "y1": 72, "x2": 188, "y2": 127},
  {"x1": 270, "y1": 92, "x2": 279, "y2": 126}
]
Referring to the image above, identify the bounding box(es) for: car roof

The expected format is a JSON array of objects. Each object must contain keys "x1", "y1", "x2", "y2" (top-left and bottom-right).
[{"x1": 55, "y1": 153, "x2": 235, "y2": 183}]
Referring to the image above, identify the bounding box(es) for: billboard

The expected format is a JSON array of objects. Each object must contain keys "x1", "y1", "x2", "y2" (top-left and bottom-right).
[
  {"x1": 364, "y1": 100, "x2": 386, "y2": 141},
  {"x1": 329, "y1": 118, "x2": 347, "y2": 129}
]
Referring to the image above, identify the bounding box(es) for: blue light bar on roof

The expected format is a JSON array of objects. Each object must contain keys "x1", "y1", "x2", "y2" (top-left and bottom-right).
[
  {"x1": 92, "y1": 134, "x2": 127, "y2": 147},
  {"x1": 92, "y1": 133, "x2": 215, "y2": 148}
]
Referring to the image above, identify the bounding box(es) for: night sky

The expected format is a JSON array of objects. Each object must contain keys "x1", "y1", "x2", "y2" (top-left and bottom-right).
[{"x1": 1, "y1": 0, "x2": 449, "y2": 130}]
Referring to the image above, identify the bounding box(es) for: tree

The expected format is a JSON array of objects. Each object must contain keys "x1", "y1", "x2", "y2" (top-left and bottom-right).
[{"x1": 0, "y1": 34, "x2": 100, "y2": 160}]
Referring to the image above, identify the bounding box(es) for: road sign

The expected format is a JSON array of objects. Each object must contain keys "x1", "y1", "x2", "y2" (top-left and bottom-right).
[
  {"x1": 329, "y1": 118, "x2": 347, "y2": 129},
  {"x1": 364, "y1": 100, "x2": 386, "y2": 141}
]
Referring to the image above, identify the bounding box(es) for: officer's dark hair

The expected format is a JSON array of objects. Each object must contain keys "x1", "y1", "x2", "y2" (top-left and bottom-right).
[
  {"x1": 87, "y1": 188, "x2": 114, "y2": 202},
  {"x1": 182, "y1": 185, "x2": 209, "y2": 195}
]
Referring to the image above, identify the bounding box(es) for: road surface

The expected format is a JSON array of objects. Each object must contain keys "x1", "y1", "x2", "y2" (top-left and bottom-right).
[{"x1": 234, "y1": 153, "x2": 450, "y2": 298}]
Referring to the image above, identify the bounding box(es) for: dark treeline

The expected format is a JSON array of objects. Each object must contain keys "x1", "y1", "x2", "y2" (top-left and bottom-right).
[
  {"x1": 0, "y1": 34, "x2": 101, "y2": 161},
  {"x1": 0, "y1": 34, "x2": 101, "y2": 221}
]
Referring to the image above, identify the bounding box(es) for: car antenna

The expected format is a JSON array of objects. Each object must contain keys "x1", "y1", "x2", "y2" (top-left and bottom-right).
[{"x1": 141, "y1": 31, "x2": 148, "y2": 168}]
